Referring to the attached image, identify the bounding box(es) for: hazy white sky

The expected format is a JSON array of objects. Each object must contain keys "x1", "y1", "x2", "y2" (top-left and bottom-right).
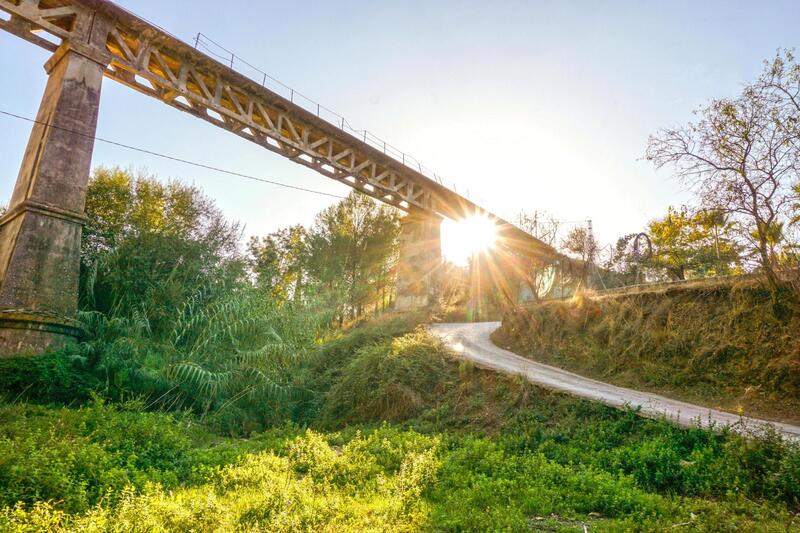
[{"x1": 1, "y1": 0, "x2": 797, "y2": 259}]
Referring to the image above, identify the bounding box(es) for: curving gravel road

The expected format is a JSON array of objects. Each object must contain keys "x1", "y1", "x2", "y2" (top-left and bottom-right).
[{"x1": 430, "y1": 322, "x2": 800, "y2": 441}]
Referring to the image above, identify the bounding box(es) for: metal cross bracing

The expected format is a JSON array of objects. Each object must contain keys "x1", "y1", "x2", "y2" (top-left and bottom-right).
[
  {"x1": 0, "y1": 0, "x2": 557, "y2": 260},
  {"x1": 192, "y1": 32, "x2": 451, "y2": 192}
]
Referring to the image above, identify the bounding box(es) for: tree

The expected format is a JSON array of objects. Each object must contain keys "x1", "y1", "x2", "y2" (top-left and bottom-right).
[
  {"x1": 248, "y1": 225, "x2": 307, "y2": 301},
  {"x1": 81, "y1": 167, "x2": 244, "y2": 334},
  {"x1": 82, "y1": 167, "x2": 236, "y2": 259},
  {"x1": 759, "y1": 51, "x2": 800, "y2": 215},
  {"x1": 646, "y1": 74, "x2": 798, "y2": 290},
  {"x1": 245, "y1": 191, "x2": 400, "y2": 325},
  {"x1": 605, "y1": 233, "x2": 652, "y2": 286},
  {"x1": 305, "y1": 191, "x2": 400, "y2": 324},
  {"x1": 514, "y1": 211, "x2": 561, "y2": 300},
  {"x1": 792, "y1": 183, "x2": 800, "y2": 227},
  {"x1": 645, "y1": 206, "x2": 740, "y2": 280},
  {"x1": 786, "y1": 183, "x2": 800, "y2": 280},
  {"x1": 561, "y1": 226, "x2": 598, "y2": 288},
  {"x1": 74, "y1": 168, "x2": 321, "y2": 422},
  {"x1": 438, "y1": 261, "x2": 470, "y2": 313},
  {"x1": 694, "y1": 209, "x2": 740, "y2": 275}
]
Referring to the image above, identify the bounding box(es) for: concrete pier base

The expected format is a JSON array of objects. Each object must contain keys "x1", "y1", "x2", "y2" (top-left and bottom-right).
[
  {"x1": 0, "y1": 44, "x2": 106, "y2": 356},
  {"x1": 395, "y1": 209, "x2": 442, "y2": 311}
]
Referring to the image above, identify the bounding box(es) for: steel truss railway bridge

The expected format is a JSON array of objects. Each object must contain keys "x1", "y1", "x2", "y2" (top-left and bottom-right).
[{"x1": 0, "y1": 0, "x2": 561, "y2": 355}]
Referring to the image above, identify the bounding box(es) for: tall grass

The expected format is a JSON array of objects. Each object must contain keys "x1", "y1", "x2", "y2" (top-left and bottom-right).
[
  {"x1": 496, "y1": 282, "x2": 800, "y2": 423},
  {"x1": 0, "y1": 281, "x2": 326, "y2": 435},
  {"x1": 320, "y1": 330, "x2": 452, "y2": 425},
  {"x1": 77, "y1": 285, "x2": 325, "y2": 431}
]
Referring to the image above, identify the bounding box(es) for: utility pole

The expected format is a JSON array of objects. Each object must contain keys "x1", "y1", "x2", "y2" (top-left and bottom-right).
[{"x1": 586, "y1": 219, "x2": 595, "y2": 290}]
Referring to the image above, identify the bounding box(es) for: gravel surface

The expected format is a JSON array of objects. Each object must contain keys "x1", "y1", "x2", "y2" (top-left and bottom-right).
[{"x1": 430, "y1": 321, "x2": 800, "y2": 441}]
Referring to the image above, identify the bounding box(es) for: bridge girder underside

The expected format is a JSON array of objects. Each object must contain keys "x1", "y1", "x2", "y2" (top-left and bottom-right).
[
  {"x1": 0, "y1": 0, "x2": 557, "y2": 261},
  {"x1": 0, "y1": 0, "x2": 573, "y2": 357}
]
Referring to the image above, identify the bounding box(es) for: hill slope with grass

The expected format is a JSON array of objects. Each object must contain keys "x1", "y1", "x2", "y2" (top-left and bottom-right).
[
  {"x1": 1, "y1": 313, "x2": 799, "y2": 531},
  {"x1": 494, "y1": 281, "x2": 800, "y2": 426}
]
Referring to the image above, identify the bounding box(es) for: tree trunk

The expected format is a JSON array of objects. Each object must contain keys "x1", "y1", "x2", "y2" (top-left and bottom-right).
[
  {"x1": 293, "y1": 269, "x2": 303, "y2": 303},
  {"x1": 756, "y1": 222, "x2": 780, "y2": 294}
]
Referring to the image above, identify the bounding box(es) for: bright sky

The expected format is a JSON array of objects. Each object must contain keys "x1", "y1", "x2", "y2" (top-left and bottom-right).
[{"x1": 1, "y1": 1, "x2": 797, "y2": 260}]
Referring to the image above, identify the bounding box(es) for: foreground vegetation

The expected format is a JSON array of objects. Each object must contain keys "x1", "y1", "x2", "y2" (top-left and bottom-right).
[
  {"x1": 1, "y1": 155, "x2": 798, "y2": 530},
  {"x1": 1, "y1": 314, "x2": 799, "y2": 531}
]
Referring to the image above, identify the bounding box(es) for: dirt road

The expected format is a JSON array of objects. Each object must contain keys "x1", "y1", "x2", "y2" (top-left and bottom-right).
[{"x1": 430, "y1": 322, "x2": 800, "y2": 441}]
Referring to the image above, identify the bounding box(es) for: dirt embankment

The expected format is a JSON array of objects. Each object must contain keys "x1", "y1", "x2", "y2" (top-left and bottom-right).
[{"x1": 493, "y1": 282, "x2": 800, "y2": 425}]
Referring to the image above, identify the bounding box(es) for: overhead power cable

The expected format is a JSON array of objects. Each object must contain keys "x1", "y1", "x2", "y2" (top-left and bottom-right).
[{"x1": 0, "y1": 109, "x2": 347, "y2": 199}]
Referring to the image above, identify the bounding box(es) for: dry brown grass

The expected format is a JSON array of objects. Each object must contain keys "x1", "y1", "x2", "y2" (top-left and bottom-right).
[{"x1": 495, "y1": 281, "x2": 800, "y2": 424}]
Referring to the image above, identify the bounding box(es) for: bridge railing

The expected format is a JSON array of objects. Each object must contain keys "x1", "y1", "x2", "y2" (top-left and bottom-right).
[
  {"x1": 190, "y1": 33, "x2": 551, "y2": 237},
  {"x1": 193, "y1": 33, "x2": 476, "y2": 200}
]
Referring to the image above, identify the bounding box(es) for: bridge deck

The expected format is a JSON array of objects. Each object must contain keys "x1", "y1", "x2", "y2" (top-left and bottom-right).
[{"x1": 0, "y1": 0, "x2": 556, "y2": 259}]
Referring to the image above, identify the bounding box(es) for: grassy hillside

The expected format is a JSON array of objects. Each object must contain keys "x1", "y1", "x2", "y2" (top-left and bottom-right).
[
  {"x1": 1, "y1": 313, "x2": 799, "y2": 531},
  {"x1": 494, "y1": 282, "x2": 800, "y2": 425}
]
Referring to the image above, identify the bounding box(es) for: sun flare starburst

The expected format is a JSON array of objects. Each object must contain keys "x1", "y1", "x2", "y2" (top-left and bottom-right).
[{"x1": 441, "y1": 215, "x2": 498, "y2": 265}]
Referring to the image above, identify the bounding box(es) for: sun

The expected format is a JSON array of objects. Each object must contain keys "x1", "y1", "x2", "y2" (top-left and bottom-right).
[{"x1": 441, "y1": 215, "x2": 498, "y2": 265}]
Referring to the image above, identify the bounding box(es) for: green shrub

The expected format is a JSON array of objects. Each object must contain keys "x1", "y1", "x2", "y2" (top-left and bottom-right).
[
  {"x1": 0, "y1": 401, "x2": 193, "y2": 513},
  {"x1": 301, "y1": 312, "x2": 424, "y2": 393},
  {"x1": 1, "y1": 427, "x2": 440, "y2": 532},
  {"x1": 320, "y1": 329, "x2": 453, "y2": 425},
  {"x1": 0, "y1": 351, "x2": 98, "y2": 404}
]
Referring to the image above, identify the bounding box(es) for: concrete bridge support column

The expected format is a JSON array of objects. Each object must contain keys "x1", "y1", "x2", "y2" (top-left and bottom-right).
[
  {"x1": 395, "y1": 209, "x2": 442, "y2": 311},
  {"x1": 0, "y1": 43, "x2": 107, "y2": 356}
]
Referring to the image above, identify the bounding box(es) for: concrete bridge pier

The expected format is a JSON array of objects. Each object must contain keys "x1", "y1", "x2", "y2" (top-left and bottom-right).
[
  {"x1": 0, "y1": 43, "x2": 108, "y2": 356},
  {"x1": 395, "y1": 209, "x2": 442, "y2": 311}
]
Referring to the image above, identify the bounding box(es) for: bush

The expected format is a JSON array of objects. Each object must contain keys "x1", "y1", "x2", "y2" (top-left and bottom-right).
[
  {"x1": 0, "y1": 426, "x2": 440, "y2": 532},
  {"x1": 320, "y1": 329, "x2": 453, "y2": 425},
  {"x1": 429, "y1": 437, "x2": 664, "y2": 530},
  {"x1": 0, "y1": 351, "x2": 98, "y2": 404},
  {"x1": 0, "y1": 401, "x2": 193, "y2": 513},
  {"x1": 293, "y1": 311, "x2": 425, "y2": 421}
]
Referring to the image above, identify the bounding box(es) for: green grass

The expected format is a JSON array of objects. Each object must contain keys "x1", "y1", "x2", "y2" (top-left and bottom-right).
[
  {"x1": 1, "y1": 315, "x2": 799, "y2": 531},
  {"x1": 1, "y1": 405, "x2": 797, "y2": 531},
  {"x1": 0, "y1": 423, "x2": 438, "y2": 532}
]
